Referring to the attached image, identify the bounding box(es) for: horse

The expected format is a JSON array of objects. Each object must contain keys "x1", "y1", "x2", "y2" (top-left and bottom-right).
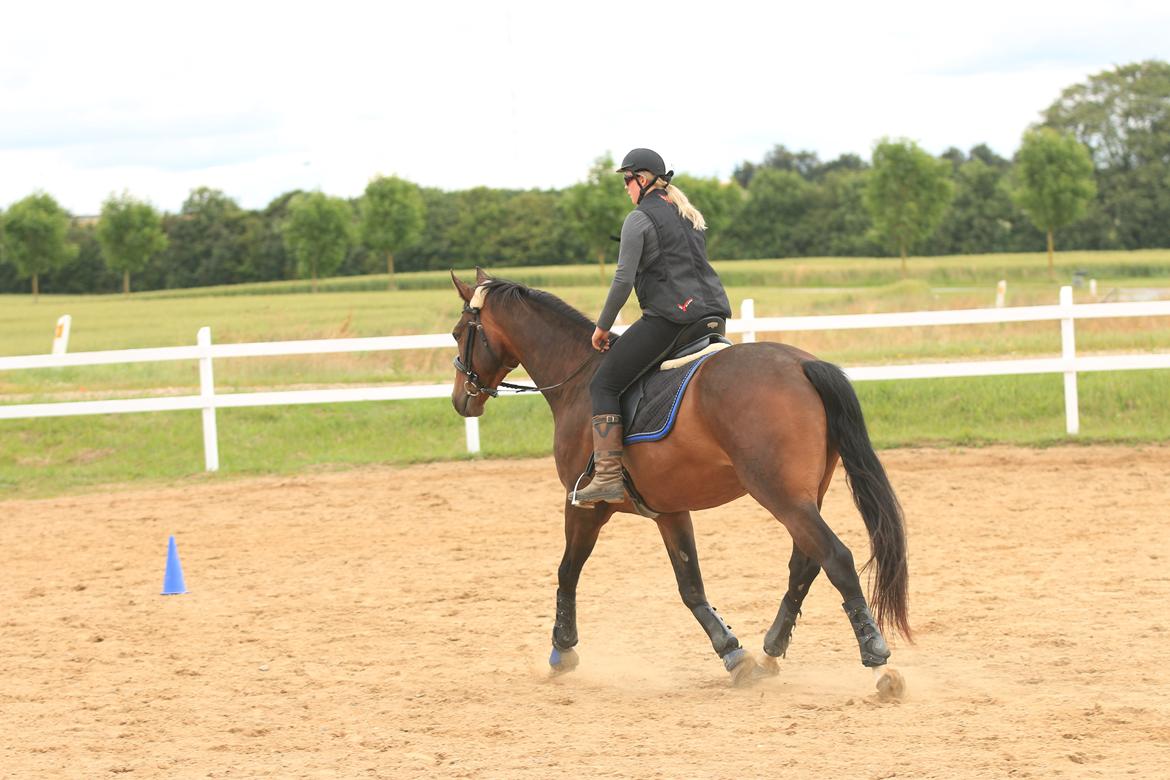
[{"x1": 448, "y1": 268, "x2": 910, "y2": 696}]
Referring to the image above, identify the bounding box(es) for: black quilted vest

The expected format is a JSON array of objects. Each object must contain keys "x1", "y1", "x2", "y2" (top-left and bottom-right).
[{"x1": 634, "y1": 190, "x2": 731, "y2": 323}]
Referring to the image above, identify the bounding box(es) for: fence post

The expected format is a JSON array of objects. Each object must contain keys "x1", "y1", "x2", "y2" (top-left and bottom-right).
[
  {"x1": 465, "y1": 417, "x2": 481, "y2": 454},
  {"x1": 197, "y1": 327, "x2": 220, "y2": 471},
  {"x1": 52, "y1": 315, "x2": 72, "y2": 354},
  {"x1": 740, "y1": 298, "x2": 756, "y2": 343},
  {"x1": 1059, "y1": 286, "x2": 1079, "y2": 435}
]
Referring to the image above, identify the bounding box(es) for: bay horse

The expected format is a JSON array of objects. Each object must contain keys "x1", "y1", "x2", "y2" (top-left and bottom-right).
[{"x1": 449, "y1": 268, "x2": 910, "y2": 695}]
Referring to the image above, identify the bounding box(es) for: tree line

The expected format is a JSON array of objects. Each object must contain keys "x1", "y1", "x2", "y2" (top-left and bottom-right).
[{"x1": 2, "y1": 60, "x2": 1166, "y2": 297}]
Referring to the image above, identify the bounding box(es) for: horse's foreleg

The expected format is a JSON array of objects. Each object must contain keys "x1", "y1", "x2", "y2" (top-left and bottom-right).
[
  {"x1": 550, "y1": 502, "x2": 609, "y2": 673},
  {"x1": 763, "y1": 543, "x2": 820, "y2": 660},
  {"x1": 656, "y1": 511, "x2": 756, "y2": 683}
]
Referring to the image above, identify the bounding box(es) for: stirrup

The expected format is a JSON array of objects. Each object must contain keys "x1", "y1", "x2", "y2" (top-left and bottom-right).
[{"x1": 570, "y1": 469, "x2": 626, "y2": 506}]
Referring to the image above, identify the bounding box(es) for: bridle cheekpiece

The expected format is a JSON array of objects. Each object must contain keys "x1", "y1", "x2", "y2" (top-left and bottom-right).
[{"x1": 453, "y1": 291, "x2": 508, "y2": 398}]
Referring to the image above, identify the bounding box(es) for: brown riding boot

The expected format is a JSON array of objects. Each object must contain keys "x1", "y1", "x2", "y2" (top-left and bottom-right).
[{"x1": 571, "y1": 414, "x2": 628, "y2": 507}]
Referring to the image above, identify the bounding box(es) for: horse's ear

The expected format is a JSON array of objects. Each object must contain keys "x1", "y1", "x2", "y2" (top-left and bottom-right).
[
  {"x1": 451, "y1": 270, "x2": 473, "y2": 302},
  {"x1": 475, "y1": 266, "x2": 492, "y2": 285}
]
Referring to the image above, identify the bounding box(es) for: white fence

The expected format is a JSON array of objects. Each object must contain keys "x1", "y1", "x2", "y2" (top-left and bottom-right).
[{"x1": 2, "y1": 285, "x2": 1169, "y2": 472}]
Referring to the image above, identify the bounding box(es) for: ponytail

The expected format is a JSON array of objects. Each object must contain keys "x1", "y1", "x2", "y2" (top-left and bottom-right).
[
  {"x1": 633, "y1": 172, "x2": 708, "y2": 231},
  {"x1": 663, "y1": 183, "x2": 706, "y2": 231}
]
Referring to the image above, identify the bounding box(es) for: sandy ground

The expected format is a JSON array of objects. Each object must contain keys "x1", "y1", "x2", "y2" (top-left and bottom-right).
[{"x1": 2, "y1": 446, "x2": 1169, "y2": 779}]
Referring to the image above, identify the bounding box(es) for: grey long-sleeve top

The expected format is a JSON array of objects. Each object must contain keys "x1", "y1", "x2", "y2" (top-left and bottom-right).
[{"x1": 597, "y1": 210, "x2": 657, "y2": 331}]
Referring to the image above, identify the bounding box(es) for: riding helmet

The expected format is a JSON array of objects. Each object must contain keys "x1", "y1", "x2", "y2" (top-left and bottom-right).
[{"x1": 617, "y1": 148, "x2": 668, "y2": 177}]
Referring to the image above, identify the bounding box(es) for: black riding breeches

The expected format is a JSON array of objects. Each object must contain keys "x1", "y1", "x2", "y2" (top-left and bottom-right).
[{"x1": 590, "y1": 315, "x2": 690, "y2": 416}]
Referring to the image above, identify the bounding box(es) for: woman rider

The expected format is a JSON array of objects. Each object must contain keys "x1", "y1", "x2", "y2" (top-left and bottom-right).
[{"x1": 572, "y1": 148, "x2": 731, "y2": 507}]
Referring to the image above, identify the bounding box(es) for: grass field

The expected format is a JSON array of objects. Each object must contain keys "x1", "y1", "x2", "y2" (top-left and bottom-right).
[{"x1": 2, "y1": 251, "x2": 1169, "y2": 497}]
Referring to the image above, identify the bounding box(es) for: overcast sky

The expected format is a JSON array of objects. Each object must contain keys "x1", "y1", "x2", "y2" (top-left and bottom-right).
[{"x1": 2, "y1": 0, "x2": 1168, "y2": 215}]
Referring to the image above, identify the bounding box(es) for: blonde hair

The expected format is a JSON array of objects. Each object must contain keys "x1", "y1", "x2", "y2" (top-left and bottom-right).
[{"x1": 636, "y1": 173, "x2": 707, "y2": 231}]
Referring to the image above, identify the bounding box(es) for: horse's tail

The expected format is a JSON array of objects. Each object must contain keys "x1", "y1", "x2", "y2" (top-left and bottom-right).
[{"x1": 801, "y1": 359, "x2": 911, "y2": 641}]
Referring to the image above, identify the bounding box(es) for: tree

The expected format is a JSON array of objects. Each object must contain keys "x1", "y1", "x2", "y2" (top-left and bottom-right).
[
  {"x1": 496, "y1": 189, "x2": 574, "y2": 266},
  {"x1": 925, "y1": 157, "x2": 1026, "y2": 255},
  {"x1": 806, "y1": 169, "x2": 878, "y2": 257},
  {"x1": 1043, "y1": 60, "x2": 1170, "y2": 248},
  {"x1": 159, "y1": 187, "x2": 248, "y2": 289},
  {"x1": 1011, "y1": 128, "x2": 1097, "y2": 277},
  {"x1": 399, "y1": 187, "x2": 459, "y2": 271},
  {"x1": 0, "y1": 192, "x2": 78, "y2": 300},
  {"x1": 282, "y1": 192, "x2": 354, "y2": 292},
  {"x1": 721, "y1": 168, "x2": 815, "y2": 259},
  {"x1": 865, "y1": 138, "x2": 954, "y2": 274},
  {"x1": 449, "y1": 187, "x2": 511, "y2": 266},
  {"x1": 670, "y1": 174, "x2": 745, "y2": 256},
  {"x1": 96, "y1": 192, "x2": 168, "y2": 295},
  {"x1": 559, "y1": 154, "x2": 629, "y2": 281},
  {"x1": 359, "y1": 175, "x2": 425, "y2": 290}
]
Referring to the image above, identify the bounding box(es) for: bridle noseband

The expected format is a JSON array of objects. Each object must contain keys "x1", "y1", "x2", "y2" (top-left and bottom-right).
[{"x1": 453, "y1": 298, "x2": 594, "y2": 398}]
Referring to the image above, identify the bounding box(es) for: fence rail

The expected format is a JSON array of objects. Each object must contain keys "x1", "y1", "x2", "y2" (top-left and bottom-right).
[{"x1": 2, "y1": 286, "x2": 1169, "y2": 472}]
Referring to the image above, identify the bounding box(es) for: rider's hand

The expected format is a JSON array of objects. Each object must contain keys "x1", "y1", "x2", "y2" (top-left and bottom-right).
[{"x1": 591, "y1": 327, "x2": 611, "y2": 352}]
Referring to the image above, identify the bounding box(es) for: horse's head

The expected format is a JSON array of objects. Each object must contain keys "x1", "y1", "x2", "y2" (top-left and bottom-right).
[{"x1": 449, "y1": 267, "x2": 520, "y2": 417}]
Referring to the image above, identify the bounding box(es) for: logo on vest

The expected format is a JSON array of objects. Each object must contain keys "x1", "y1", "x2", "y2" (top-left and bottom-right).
[{"x1": 677, "y1": 297, "x2": 694, "y2": 312}]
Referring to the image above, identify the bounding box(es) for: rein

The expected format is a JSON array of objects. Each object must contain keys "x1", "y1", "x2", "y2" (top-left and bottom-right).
[{"x1": 453, "y1": 301, "x2": 594, "y2": 398}]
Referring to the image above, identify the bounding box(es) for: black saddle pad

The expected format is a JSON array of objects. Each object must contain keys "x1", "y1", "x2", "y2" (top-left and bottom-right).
[{"x1": 622, "y1": 351, "x2": 720, "y2": 445}]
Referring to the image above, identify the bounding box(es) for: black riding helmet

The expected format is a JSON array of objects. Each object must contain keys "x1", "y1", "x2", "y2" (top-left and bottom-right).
[{"x1": 617, "y1": 148, "x2": 674, "y2": 203}]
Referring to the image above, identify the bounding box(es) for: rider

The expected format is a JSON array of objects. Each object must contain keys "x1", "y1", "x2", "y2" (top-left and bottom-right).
[{"x1": 572, "y1": 148, "x2": 732, "y2": 507}]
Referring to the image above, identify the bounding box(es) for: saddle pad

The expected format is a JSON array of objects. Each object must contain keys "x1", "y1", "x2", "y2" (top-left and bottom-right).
[{"x1": 624, "y1": 351, "x2": 719, "y2": 445}]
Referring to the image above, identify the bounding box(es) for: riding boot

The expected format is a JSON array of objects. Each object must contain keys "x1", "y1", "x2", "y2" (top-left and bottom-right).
[{"x1": 571, "y1": 414, "x2": 628, "y2": 507}]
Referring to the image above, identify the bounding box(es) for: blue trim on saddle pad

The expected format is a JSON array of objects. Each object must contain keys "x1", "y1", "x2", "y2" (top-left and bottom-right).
[{"x1": 624, "y1": 352, "x2": 719, "y2": 445}]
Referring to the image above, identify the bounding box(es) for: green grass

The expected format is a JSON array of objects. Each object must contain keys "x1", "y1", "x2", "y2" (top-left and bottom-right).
[
  {"x1": 2, "y1": 251, "x2": 1168, "y2": 498},
  {"x1": 3, "y1": 371, "x2": 1169, "y2": 499},
  {"x1": 0, "y1": 397, "x2": 554, "y2": 497}
]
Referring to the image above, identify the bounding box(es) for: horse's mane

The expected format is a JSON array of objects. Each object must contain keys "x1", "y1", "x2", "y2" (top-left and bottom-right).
[{"x1": 486, "y1": 278, "x2": 596, "y2": 334}]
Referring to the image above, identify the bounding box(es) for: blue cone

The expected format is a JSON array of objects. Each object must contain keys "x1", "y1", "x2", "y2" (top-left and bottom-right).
[{"x1": 161, "y1": 535, "x2": 187, "y2": 595}]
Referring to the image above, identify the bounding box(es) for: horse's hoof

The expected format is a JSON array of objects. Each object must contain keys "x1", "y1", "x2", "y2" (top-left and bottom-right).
[
  {"x1": 873, "y1": 665, "x2": 906, "y2": 701},
  {"x1": 725, "y1": 649, "x2": 761, "y2": 687},
  {"x1": 549, "y1": 646, "x2": 580, "y2": 676},
  {"x1": 759, "y1": 654, "x2": 781, "y2": 676}
]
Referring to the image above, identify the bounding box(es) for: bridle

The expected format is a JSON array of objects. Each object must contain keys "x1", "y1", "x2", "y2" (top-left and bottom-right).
[{"x1": 453, "y1": 299, "x2": 595, "y2": 398}]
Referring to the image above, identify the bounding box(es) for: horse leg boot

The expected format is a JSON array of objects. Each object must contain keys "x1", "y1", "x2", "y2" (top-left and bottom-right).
[
  {"x1": 762, "y1": 545, "x2": 821, "y2": 665},
  {"x1": 818, "y1": 535, "x2": 891, "y2": 668},
  {"x1": 842, "y1": 596, "x2": 891, "y2": 668},
  {"x1": 656, "y1": 512, "x2": 756, "y2": 685},
  {"x1": 571, "y1": 414, "x2": 628, "y2": 507}
]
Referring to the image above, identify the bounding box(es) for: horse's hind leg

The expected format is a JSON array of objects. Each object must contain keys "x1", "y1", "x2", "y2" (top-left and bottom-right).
[
  {"x1": 748, "y1": 487, "x2": 892, "y2": 670},
  {"x1": 762, "y1": 544, "x2": 820, "y2": 662},
  {"x1": 656, "y1": 511, "x2": 757, "y2": 685},
  {"x1": 763, "y1": 458, "x2": 834, "y2": 663}
]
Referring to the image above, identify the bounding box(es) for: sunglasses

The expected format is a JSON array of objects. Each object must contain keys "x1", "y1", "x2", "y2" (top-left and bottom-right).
[{"x1": 623, "y1": 173, "x2": 638, "y2": 185}]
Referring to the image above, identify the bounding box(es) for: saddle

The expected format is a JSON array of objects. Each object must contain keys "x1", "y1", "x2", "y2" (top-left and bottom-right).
[
  {"x1": 620, "y1": 316, "x2": 732, "y2": 437},
  {"x1": 578, "y1": 316, "x2": 732, "y2": 520}
]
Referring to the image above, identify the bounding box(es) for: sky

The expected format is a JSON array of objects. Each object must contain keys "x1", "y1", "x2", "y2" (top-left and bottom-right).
[{"x1": 1, "y1": 0, "x2": 1168, "y2": 216}]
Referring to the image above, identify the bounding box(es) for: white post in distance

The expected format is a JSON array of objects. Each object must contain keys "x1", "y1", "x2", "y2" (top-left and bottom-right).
[
  {"x1": 52, "y1": 315, "x2": 72, "y2": 354},
  {"x1": 995, "y1": 280, "x2": 1006, "y2": 308},
  {"x1": 1059, "y1": 286, "x2": 1079, "y2": 435},
  {"x1": 465, "y1": 417, "x2": 481, "y2": 454},
  {"x1": 197, "y1": 327, "x2": 220, "y2": 471},
  {"x1": 740, "y1": 298, "x2": 756, "y2": 343}
]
